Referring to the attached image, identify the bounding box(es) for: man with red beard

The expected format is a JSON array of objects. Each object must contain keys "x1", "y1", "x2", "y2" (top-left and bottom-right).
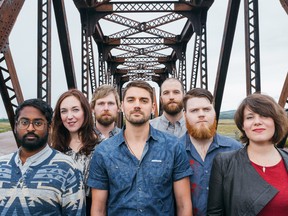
[
  {"x1": 150, "y1": 78, "x2": 186, "y2": 137},
  {"x1": 180, "y1": 88, "x2": 242, "y2": 216},
  {"x1": 90, "y1": 85, "x2": 121, "y2": 140}
]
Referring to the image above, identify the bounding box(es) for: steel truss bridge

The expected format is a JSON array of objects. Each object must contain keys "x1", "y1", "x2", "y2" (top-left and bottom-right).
[{"x1": 0, "y1": 0, "x2": 287, "y2": 145}]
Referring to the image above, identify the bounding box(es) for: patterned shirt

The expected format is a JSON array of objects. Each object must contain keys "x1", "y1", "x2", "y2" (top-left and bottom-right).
[
  {"x1": 87, "y1": 126, "x2": 192, "y2": 216},
  {"x1": 180, "y1": 133, "x2": 243, "y2": 216},
  {"x1": 150, "y1": 114, "x2": 186, "y2": 138},
  {"x1": 0, "y1": 145, "x2": 85, "y2": 215},
  {"x1": 65, "y1": 149, "x2": 94, "y2": 197},
  {"x1": 94, "y1": 126, "x2": 121, "y2": 140}
]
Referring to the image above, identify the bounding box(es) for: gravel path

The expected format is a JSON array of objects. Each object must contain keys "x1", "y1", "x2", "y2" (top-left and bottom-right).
[{"x1": 0, "y1": 131, "x2": 18, "y2": 156}]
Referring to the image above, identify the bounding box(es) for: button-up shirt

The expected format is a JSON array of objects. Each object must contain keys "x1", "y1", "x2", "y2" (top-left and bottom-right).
[
  {"x1": 180, "y1": 133, "x2": 243, "y2": 216},
  {"x1": 94, "y1": 126, "x2": 121, "y2": 140},
  {"x1": 150, "y1": 114, "x2": 186, "y2": 138},
  {"x1": 88, "y1": 126, "x2": 192, "y2": 216}
]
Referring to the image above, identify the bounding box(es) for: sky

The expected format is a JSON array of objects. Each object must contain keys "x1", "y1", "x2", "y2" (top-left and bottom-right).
[{"x1": 0, "y1": 1, "x2": 287, "y2": 118}]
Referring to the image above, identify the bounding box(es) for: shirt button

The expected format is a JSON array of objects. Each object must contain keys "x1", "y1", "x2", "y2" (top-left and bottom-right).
[
  {"x1": 139, "y1": 209, "x2": 143, "y2": 212},
  {"x1": 138, "y1": 187, "x2": 141, "y2": 191},
  {"x1": 206, "y1": 187, "x2": 209, "y2": 190},
  {"x1": 205, "y1": 170, "x2": 208, "y2": 174}
]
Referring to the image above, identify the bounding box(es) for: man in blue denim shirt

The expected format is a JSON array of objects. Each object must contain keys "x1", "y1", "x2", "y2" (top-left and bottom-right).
[
  {"x1": 180, "y1": 88, "x2": 243, "y2": 216},
  {"x1": 88, "y1": 80, "x2": 193, "y2": 216}
]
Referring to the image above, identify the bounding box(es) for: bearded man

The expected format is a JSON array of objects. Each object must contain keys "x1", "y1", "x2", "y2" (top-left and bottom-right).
[
  {"x1": 180, "y1": 88, "x2": 243, "y2": 216},
  {"x1": 90, "y1": 84, "x2": 121, "y2": 140},
  {"x1": 0, "y1": 99, "x2": 85, "y2": 215},
  {"x1": 88, "y1": 81, "x2": 193, "y2": 215},
  {"x1": 150, "y1": 78, "x2": 186, "y2": 137}
]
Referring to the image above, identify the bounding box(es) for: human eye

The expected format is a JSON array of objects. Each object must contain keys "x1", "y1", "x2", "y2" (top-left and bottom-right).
[
  {"x1": 20, "y1": 119, "x2": 29, "y2": 126},
  {"x1": 141, "y1": 98, "x2": 149, "y2": 103},
  {"x1": 204, "y1": 107, "x2": 211, "y2": 112},
  {"x1": 162, "y1": 91, "x2": 168, "y2": 95},
  {"x1": 189, "y1": 109, "x2": 197, "y2": 113},
  {"x1": 72, "y1": 107, "x2": 80, "y2": 112},
  {"x1": 174, "y1": 90, "x2": 180, "y2": 94},
  {"x1": 60, "y1": 109, "x2": 67, "y2": 114},
  {"x1": 126, "y1": 98, "x2": 134, "y2": 102},
  {"x1": 108, "y1": 102, "x2": 115, "y2": 106},
  {"x1": 33, "y1": 120, "x2": 44, "y2": 127},
  {"x1": 245, "y1": 115, "x2": 253, "y2": 120}
]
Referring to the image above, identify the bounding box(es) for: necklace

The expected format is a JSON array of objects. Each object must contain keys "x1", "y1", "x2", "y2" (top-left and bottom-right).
[
  {"x1": 262, "y1": 166, "x2": 266, "y2": 173},
  {"x1": 125, "y1": 141, "x2": 137, "y2": 157}
]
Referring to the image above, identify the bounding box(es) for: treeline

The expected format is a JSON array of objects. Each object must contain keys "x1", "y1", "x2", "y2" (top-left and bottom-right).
[{"x1": 219, "y1": 110, "x2": 236, "y2": 119}]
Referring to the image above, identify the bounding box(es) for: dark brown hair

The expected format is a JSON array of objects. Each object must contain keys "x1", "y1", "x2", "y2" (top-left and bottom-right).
[
  {"x1": 183, "y1": 88, "x2": 214, "y2": 111},
  {"x1": 122, "y1": 80, "x2": 154, "y2": 102},
  {"x1": 234, "y1": 93, "x2": 288, "y2": 145},
  {"x1": 50, "y1": 89, "x2": 98, "y2": 155}
]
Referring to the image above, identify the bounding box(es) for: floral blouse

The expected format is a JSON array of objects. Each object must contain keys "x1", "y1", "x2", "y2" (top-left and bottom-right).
[{"x1": 65, "y1": 149, "x2": 94, "y2": 197}]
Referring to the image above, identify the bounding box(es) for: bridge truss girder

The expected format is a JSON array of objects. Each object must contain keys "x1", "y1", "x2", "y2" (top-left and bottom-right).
[{"x1": 0, "y1": 0, "x2": 287, "y2": 146}]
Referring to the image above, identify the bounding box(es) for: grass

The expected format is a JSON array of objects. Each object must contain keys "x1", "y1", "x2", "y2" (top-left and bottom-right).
[
  {"x1": 217, "y1": 119, "x2": 240, "y2": 141},
  {"x1": 0, "y1": 121, "x2": 12, "y2": 133},
  {"x1": 217, "y1": 119, "x2": 288, "y2": 147}
]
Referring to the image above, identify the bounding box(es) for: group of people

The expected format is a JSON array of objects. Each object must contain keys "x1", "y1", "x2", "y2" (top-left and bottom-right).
[{"x1": 0, "y1": 78, "x2": 287, "y2": 215}]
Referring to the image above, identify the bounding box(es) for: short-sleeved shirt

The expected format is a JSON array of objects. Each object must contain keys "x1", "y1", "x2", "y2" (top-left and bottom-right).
[
  {"x1": 180, "y1": 133, "x2": 243, "y2": 216},
  {"x1": 150, "y1": 114, "x2": 186, "y2": 138},
  {"x1": 0, "y1": 145, "x2": 85, "y2": 215},
  {"x1": 87, "y1": 126, "x2": 192, "y2": 216}
]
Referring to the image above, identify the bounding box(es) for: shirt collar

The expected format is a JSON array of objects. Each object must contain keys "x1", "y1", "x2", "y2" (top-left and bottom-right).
[
  {"x1": 14, "y1": 144, "x2": 52, "y2": 167},
  {"x1": 116, "y1": 125, "x2": 157, "y2": 147},
  {"x1": 160, "y1": 113, "x2": 185, "y2": 126},
  {"x1": 184, "y1": 132, "x2": 233, "y2": 150},
  {"x1": 95, "y1": 126, "x2": 121, "y2": 139}
]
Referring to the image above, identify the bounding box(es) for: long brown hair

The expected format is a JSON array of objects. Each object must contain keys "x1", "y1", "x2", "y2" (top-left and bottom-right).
[{"x1": 50, "y1": 89, "x2": 99, "y2": 155}]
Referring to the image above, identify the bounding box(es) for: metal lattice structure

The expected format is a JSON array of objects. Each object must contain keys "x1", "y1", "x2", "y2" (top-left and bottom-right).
[{"x1": 0, "y1": 0, "x2": 287, "y2": 144}]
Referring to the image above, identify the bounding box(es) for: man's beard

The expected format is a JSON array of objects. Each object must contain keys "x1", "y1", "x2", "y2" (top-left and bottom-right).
[
  {"x1": 186, "y1": 117, "x2": 217, "y2": 139},
  {"x1": 96, "y1": 113, "x2": 117, "y2": 126},
  {"x1": 125, "y1": 110, "x2": 150, "y2": 126},
  {"x1": 16, "y1": 132, "x2": 48, "y2": 151},
  {"x1": 162, "y1": 100, "x2": 183, "y2": 115}
]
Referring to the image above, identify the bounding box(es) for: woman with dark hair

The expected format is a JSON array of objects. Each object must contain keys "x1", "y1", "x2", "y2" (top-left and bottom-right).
[
  {"x1": 207, "y1": 93, "x2": 288, "y2": 215},
  {"x1": 50, "y1": 89, "x2": 99, "y2": 215}
]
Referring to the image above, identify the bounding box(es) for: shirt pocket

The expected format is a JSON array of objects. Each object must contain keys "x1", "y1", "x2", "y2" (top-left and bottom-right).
[
  {"x1": 107, "y1": 161, "x2": 134, "y2": 189},
  {"x1": 146, "y1": 160, "x2": 171, "y2": 185}
]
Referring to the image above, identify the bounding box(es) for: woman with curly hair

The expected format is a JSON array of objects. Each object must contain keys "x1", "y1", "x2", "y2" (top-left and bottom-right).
[{"x1": 50, "y1": 89, "x2": 99, "y2": 215}]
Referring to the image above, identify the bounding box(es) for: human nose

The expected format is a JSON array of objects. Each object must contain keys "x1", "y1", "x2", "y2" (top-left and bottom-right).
[
  {"x1": 103, "y1": 103, "x2": 109, "y2": 110},
  {"x1": 253, "y1": 115, "x2": 263, "y2": 125},
  {"x1": 198, "y1": 109, "x2": 205, "y2": 116},
  {"x1": 26, "y1": 122, "x2": 36, "y2": 131},
  {"x1": 134, "y1": 100, "x2": 141, "y2": 109},
  {"x1": 67, "y1": 111, "x2": 74, "y2": 119},
  {"x1": 168, "y1": 92, "x2": 174, "y2": 99}
]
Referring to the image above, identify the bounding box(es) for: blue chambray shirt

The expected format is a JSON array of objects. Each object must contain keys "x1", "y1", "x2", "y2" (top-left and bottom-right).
[
  {"x1": 87, "y1": 126, "x2": 193, "y2": 216},
  {"x1": 179, "y1": 133, "x2": 243, "y2": 216}
]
